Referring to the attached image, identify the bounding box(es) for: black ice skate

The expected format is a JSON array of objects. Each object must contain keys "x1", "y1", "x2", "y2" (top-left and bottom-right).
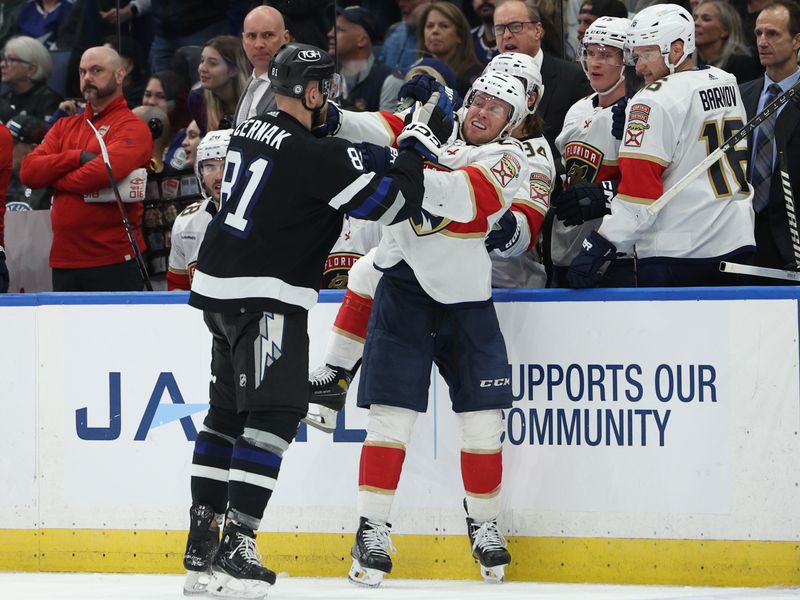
[
  {"x1": 207, "y1": 521, "x2": 276, "y2": 599},
  {"x1": 348, "y1": 517, "x2": 395, "y2": 587},
  {"x1": 304, "y1": 364, "x2": 354, "y2": 432},
  {"x1": 465, "y1": 504, "x2": 510, "y2": 583},
  {"x1": 182, "y1": 504, "x2": 219, "y2": 595}
]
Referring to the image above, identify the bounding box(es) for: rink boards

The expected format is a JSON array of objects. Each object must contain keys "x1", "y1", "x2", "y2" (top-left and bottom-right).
[{"x1": 1, "y1": 288, "x2": 799, "y2": 585}]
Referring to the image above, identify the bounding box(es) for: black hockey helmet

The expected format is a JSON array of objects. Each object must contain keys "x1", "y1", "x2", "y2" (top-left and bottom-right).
[{"x1": 269, "y1": 43, "x2": 339, "y2": 99}]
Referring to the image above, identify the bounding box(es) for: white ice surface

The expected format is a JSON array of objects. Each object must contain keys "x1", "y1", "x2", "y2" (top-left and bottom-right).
[{"x1": 0, "y1": 574, "x2": 798, "y2": 600}]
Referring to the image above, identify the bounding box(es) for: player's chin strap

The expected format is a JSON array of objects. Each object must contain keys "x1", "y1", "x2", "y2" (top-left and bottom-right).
[
  {"x1": 666, "y1": 49, "x2": 690, "y2": 75},
  {"x1": 596, "y1": 71, "x2": 626, "y2": 97}
]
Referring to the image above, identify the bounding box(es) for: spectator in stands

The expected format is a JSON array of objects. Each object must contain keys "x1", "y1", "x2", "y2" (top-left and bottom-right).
[
  {"x1": 575, "y1": 0, "x2": 628, "y2": 49},
  {"x1": 417, "y1": 2, "x2": 483, "y2": 95},
  {"x1": 0, "y1": 36, "x2": 62, "y2": 120},
  {"x1": 143, "y1": 70, "x2": 191, "y2": 140},
  {"x1": 133, "y1": 104, "x2": 170, "y2": 174},
  {"x1": 19, "y1": 46, "x2": 152, "y2": 292},
  {"x1": 234, "y1": 5, "x2": 289, "y2": 126},
  {"x1": 694, "y1": 0, "x2": 764, "y2": 82},
  {"x1": 103, "y1": 34, "x2": 149, "y2": 109},
  {"x1": 731, "y1": 0, "x2": 770, "y2": 52},
  {"x1": 188, "y1": 35, "x2": 249, "y2": 135},
  {"x1": 264, "y1": 0, "x2": 332, "y2": 50},
  {"x1": 329, "y1": 5, "x2": 403, "y2": 112},
  {"x1": 180, "y1": 119, "x2": 201, "y2": 170},
  {"x1": 494, "y1": 0, "x2": 591, "y2": 167},
  {"x1": 740, "y1": 0, "x2": 800, "y2": 274},
  {"x1": 0, "y1": 1, "x2": 24, "y2": 51},
  {"x1": 380, "y1": 0, "x2": 430, "y2": 71},
  {"x1": 149, "y1": 1, "x2": 228, "y2": 73},
  {"x1": 15, "y1": 0, "x2": 74, "y2": 50},
  {"x1": 472, "y1": 0, "x2": 499, "y2": 65},
  {"x1": 5, "y1": 113, "x2": 49, "y2": 210}
]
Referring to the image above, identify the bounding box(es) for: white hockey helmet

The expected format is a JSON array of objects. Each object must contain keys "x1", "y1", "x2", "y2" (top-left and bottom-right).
[
  {"x1": 464, "y1": 71, "x2": 528, "y2": 140},
  {"x1": 580, "y1": 17, "x2": 631, "y2": 95},
  {"x1": 194, "y1": 128, "x2": 232, "y2": 198},
  {"x1": 485, "y1": 52, "x2": 544, "y2": 115},
  {"x1": 625, "y1": 4, "x2": 695, "y2": 72}
]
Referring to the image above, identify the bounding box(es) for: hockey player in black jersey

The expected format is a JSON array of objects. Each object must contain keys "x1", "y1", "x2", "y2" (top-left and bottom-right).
[{"x1": 181, "y1": 42, "x2": 454, "y2": 598}]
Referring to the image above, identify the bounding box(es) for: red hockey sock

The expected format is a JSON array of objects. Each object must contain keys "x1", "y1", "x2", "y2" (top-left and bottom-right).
[
  {"x1": 359, "y1": 442, "x2": 406, "y2": 493},
  {"x1": 332, "y1": 290, "x2": 373, "y2": 342},
  {"x1": 461, "y1": 449, "x2": 502, "y2": 498}
]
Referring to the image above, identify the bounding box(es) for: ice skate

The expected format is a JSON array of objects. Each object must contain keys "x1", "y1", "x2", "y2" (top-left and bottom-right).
[
  {"x1": 348, "y1": 517, "x2": 395, "y2": 588},
  {"x1": 207, "y1": 521, "x2": 276, "y2": 599},
  {"x1": 304, "y1": 364, "x2": 353, "y2": 432},
  {"x1": 465, "y1": 506, "x2": 510, "y2": 583},
  {"x1": 182, "y1": 504, "x2": 220, "y2": 595}
]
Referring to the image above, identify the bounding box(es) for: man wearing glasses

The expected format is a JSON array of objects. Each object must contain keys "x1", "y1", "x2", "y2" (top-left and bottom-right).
[{"x1": 493, "y1": 0, "x2": 591, "y2": 165}]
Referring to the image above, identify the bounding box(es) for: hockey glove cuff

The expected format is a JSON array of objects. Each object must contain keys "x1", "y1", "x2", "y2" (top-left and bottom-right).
[
  {"x1": 398, "y1": 73, "x2": 439, "y2": 108},
  {"x1": 611, "y1": 96, "x2": 628, "y2": 141},
  {"x1": 354, "y1": 142, "x2": 398, "y2": 176},
  {"x1": 567, "y1": 231, "x2": 617, "y2": 288},
  {"x1": 486, "y1": 210, "x2": 522, "y2": 255},
  {"x1": 0, "y1": 248, "x2": 8, "y2": 293},
  {"x1": 397, "y1": 90, "x2": 454, "y2": 162},
  {"x1": 554, "y1": 180, "x2": 617, "y2": 227},
  {"x1": 311, "y1": 101, "x2": 342, "y2": 138}
]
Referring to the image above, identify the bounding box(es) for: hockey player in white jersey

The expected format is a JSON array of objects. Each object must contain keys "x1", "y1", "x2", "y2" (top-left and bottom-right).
[
  {"x1": 306, "y1": 54, "x2": 554, "y2": 436},
  {"x1": 166, "y1": 129, "x2": 232, "y2": 291},
  {"x1": 551, "y1": 17, "x2": 635, "y2": 287},
  {"x1": 567, "y1": 4, "x2": 756, "y2": 287}
]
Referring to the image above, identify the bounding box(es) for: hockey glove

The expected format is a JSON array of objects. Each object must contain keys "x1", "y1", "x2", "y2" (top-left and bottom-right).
[
  {"x1": 354, "y1": 142, "x2": 398, "y2": 176},
  {"x1": 399, "y1": 73, "x2": 439, "y2": 107},
  {"x1": 567, "y1": 231, "x2": 617, "y2": 289},
  {"x1": 486, "y1": 210, "x2": 522, "y2": 254},
  {"x1": 553, "y1": 180, "x2": 617, "y2": 227},
  {"x1": 0, "y1": 248, "x2": 8, "y2": 293},
  {"x1": 311, "y1": 101, "x2": 342, "y2": 138},
  {"x1": 396, "y1": 90, "x2": 454, "y2": 162},
  {"x1": 611, "y1": 96, "x2": 628, "y2": 141}
]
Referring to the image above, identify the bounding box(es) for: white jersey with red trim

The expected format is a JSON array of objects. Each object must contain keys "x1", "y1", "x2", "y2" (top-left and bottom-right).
[
  {"x1": 553, "y1": 94, "x2": 623, "y2": 267},
  {"x1": 322, "y1": 216, "x2": 382, "y2": 289},
  {"x1": 167, "y1": 199, "x2": 216, "y2": 290},
  {"x1": 337, "y1": 108, "x2": 530, "y2": 302},
  {"x1": 598, "y1": 66, "x2": 754, "y2": 259}
]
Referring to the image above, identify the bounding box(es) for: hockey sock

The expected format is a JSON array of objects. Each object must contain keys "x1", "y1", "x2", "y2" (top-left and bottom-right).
[
  {"x1": 326, "y1": 289, "x2": 373, "y2": 370},
  {"x1": 190, "y1": 428, "x2": 235, "y2": 515},
  {"x1": 227, "y1": 426, "x2": 292, "y2": 529},
  {"x1": 458, "y1": 410, "x2": 503, "y2": 522}
]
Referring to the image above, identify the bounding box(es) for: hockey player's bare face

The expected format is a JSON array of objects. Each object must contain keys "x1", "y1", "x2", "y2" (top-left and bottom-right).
[
  {"x1": 632, "y1": 45, "x2": 667, "y2": 84},
  {"x1": 582, "y1": 44, "x2": 624, "y2": 92},
  {"x1": 201, "y1": 159, "x2": 224, "y2": 204},
  {"x1": 463, "y1": 91, "x2": 512, "y2": 144}
]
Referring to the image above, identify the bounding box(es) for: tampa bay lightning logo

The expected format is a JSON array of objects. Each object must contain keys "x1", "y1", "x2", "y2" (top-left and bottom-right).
[{"x1": 410, "y1": 208, "x2": 451, "y2": 236}]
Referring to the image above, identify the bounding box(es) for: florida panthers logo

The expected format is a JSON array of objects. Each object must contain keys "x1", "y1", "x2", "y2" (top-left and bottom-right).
[
  {"x1": 489, "y1": 153, "x2": 520, "y2": 188},
  {"x1": 410, "y1": 208, "x2": 451, "y2": 236},
  {"x1": 564, "y1": 141, "x2": 603, "y2": 185},
  {"x1": 624, "y1": 121, "x2": 649, "y2": 147}
]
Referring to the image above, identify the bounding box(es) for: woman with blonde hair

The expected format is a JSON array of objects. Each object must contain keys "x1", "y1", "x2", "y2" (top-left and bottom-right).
[
  {"x1": 188, "y1": 35, "x2": 250, "y2": 134},
  {"x1": 416, "y1": 2, "x2": 483, "y2": 96},
  {"x1": 694, "y1": 0, "x2": 763, "y2": 82}
]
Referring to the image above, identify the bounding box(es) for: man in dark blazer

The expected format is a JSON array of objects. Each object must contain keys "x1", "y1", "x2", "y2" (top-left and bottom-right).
[
  {"x1": 235, "y1": 6, "x2": 290, "y2": 126},
  {"x1": 494, "y1": 0, "x2": 592, "y2": 166},
  {"x1": 740, "y1": 0, "x2": 800, "y2": 271}
]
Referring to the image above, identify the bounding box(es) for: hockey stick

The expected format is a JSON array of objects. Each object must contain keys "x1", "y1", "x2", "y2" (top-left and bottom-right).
[
  {"x1": 777, "y1": 148, "x2": 800, "y2": 269},
  {"x1": 720, "y1": 261, "x2": 800, "y2": 283},
  {"x1": 646, "y1": 78, "x2": 800, "y2": 216},
  {"x1": 86, "y1": 119, "x2": 153, "y2": 291}
]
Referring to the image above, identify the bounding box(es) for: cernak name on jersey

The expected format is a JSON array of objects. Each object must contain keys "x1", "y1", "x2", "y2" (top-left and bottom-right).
[
  {"x1": 233, "y1": 119, "x2": 292, "y2": 149},
  {"x1": 699, "y1": 85, "x2": 738, "y2": 112}
]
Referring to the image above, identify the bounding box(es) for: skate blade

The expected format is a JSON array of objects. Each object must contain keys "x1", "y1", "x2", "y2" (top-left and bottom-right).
[
  {"x1": 207, "y1": 570, "x2": 271, "y2": 599},
  {"x1": 183, "y1": 570, "x2": 212, "y2": 595},
  {"x1": 480, "y1": 563, "x2": 506, "y2": 584},
  {"x1": 301, "y1": 405, "x2": 339, "y2": 433},
  {"x1": 347, "y1": 558, "x2": 386, "y2": 588}
]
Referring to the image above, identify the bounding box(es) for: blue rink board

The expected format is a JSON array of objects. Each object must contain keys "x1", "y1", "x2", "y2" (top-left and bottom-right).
[{"x1": 1, "y1": 286, "x2": 800, "y2": 306}]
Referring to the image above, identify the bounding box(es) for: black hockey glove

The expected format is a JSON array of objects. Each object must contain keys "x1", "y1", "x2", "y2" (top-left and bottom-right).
[
  {"x1": 311, "y1": 101, "x2": 342, "y2": 138},
  {"x1": 354, "y1": 142, "x2": 398, "y2": 176},
  {"x1": 79, "y1": 150, "x2": 97, "y2": 165},
  {"x1": 611, "y1": 96, "x2": 628, "y2": 141},
  {"x1": 553, "y1": 180, "x2": 617, "y2": 227},
  {"x1": 567, "y1": 231, "x2": 617, "y2": 289},
  {"x1": 396, "y1": 89, "x2": 454, "y2": 162},
  {"x1": 398, "y1": 73, "x2": 464, "y2": 112},
  {"x1": 0, "y1": 249, "x2": 8, "y2": 293},
  {"x1": 486, "y1": 210, "x2": 521, "y2": 253}
]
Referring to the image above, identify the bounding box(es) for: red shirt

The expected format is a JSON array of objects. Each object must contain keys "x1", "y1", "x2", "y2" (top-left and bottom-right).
[{"x1": 20, "y1": 95, "x2": 152, "y2": 268}]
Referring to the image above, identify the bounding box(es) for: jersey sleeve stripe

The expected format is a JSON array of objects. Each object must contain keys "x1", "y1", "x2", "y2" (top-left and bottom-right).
[
  {"x1": 462, "y1": 165, "x2": 504, "y2": 217},
  {"x1": 191, "y1": 270, "x2": 319, "y2": 309},
  {"x1": 618, "y1": 152, "x2": 670, "y2": 167},
  {"x1": 618, "y1": 156, "x2": 666, "y2": 203},
  {"x1": 346, "y1": 176, "x2": 394, "y2": 219},
  {"x1": 328, "y1": 172, "x2": 375, "y2": 210},
  {"x1": 378, "y1": 111, "x2": 405, "y2": 145}
]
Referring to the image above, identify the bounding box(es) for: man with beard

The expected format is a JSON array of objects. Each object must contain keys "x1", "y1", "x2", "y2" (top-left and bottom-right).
[
  {"x1": 472, "y1": 0, "x2": 499, "y2": 64},
  {"x1": 20, "y1": 46, "x2": 152, "y2": 291}
]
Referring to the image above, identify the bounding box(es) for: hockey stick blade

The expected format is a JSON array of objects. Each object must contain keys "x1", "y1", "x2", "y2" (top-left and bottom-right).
[
  {"x1": 719, "y1": 261, "x2": 800, "y2": 282},
  {"x1": 647, "y1": 78, "x2": 800, "y2": 216}
]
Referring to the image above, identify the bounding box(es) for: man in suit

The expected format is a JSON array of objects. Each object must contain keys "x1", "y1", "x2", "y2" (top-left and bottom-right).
[
  {"x1": 740, "y1": 0, "x2": 800, "y2": 272},
  {"x1": 235, "y1": 5, "x2": 290, "y2": 126},
  {"x1": 493, "y1": 0, "x2": 591, "y2": 164}
]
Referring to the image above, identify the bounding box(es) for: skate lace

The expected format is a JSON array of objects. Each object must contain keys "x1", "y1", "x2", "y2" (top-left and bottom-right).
[
  {"x1": 471, "y1": 520, "x2": 506, "y2": 553},
  {"x1": 309, "y1": 364, "x2": 337, "y2": 385},
  {"x1": 363, "y1": 520, "x2": 396, "y2": 558},
  {"x1": 229, "y1": 533, "x2": 262, "y2": 567}
]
